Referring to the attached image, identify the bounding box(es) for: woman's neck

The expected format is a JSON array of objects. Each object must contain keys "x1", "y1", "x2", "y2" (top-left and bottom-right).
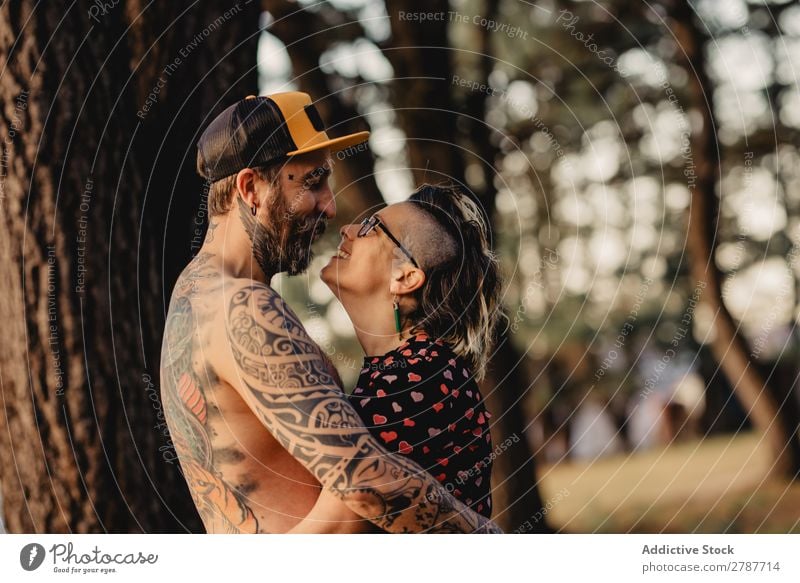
[{"x1": 339, "y1": 292, "x2": 414, "y2": 357}]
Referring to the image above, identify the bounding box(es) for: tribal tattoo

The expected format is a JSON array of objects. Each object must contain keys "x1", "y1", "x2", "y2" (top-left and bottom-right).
[
  {"x1": 160, "y1": 252, "x2": 259, "y2": 533},
  {"x1": 226, "y1": 284, "x2": 502, "y2": 533}
]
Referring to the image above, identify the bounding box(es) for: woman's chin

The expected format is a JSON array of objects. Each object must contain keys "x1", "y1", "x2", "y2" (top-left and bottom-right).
[{"x1": 319, "y1": 262, "x2": 342, "y2": 297}]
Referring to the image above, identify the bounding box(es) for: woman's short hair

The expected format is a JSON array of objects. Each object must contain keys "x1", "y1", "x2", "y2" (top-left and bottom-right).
[{"x1": 405, "y1": 183, "x2": 503, "y2": 379}]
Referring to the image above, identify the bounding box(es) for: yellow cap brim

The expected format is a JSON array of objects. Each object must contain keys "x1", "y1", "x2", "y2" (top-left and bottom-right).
[{"x1": 286, "y1": 131, "x2": 370, "y2": 157}]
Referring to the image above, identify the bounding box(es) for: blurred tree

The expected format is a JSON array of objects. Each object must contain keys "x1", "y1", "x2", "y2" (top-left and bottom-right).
[
  {"x1": 667, "y1": 0, "x2": 800, "y2": 478},
  {"x1": 0, "y1": 1, "x2": 261, "y2": 532},
  {"x1": 480, "y1": 0, "x2": 800, "y2": 485}
]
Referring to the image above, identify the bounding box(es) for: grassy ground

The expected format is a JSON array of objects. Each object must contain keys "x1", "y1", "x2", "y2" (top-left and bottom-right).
[{"x1": 537, "y1": 432, "x2": 800, "y2": 533}]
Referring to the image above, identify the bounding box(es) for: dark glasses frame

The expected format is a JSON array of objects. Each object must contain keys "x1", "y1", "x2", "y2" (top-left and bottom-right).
[{"x1": 357, "y1": 214, "x2": 419, "y2": 268}]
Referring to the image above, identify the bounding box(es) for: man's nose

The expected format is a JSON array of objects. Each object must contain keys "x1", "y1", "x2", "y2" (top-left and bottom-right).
[{"x1": 316, "y1": 185, "x2": 336, "y2": 219}]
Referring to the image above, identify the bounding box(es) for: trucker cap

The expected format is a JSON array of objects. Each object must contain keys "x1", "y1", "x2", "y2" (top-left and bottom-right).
[{"x1": 196, "y1": 92, "x2": 370, "y2": 182}]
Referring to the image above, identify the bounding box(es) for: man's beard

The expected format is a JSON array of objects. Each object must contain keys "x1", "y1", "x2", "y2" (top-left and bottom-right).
[{"x1": 238, "y1": 193, "x2": 327, "y2": 277}]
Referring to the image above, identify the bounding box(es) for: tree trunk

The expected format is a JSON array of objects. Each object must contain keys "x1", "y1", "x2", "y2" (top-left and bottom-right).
[
  {"x1": 668, "y1": 0, "x2": 799, "y2": 478},
  {"x1": 0, "y1": 1, "x2": 261, "y2": 532},
  {"x1": 383, "y1": 0, "x2": 466, "y2": 183}
]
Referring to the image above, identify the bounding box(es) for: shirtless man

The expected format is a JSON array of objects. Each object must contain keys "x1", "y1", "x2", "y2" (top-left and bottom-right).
[{"x1": 160, "y1": 92, "x2": 501, "y2": 534}]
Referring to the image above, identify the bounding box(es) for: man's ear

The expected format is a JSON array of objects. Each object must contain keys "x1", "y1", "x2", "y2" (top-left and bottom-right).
[
  {"x1": 389, "y1": 264, "x2": 426, "y2": 296},
  {"x1": 235, "y1": 168, "x2": 259, "y2": 210}
]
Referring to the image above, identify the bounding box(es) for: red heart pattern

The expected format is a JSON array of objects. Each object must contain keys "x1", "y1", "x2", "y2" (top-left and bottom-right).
[
  {"x1": 346, "y1": 335, "x2": 494, "y2": 519},
  {"x1": 380, "y1": 431, "x2": 398, "y2": 443}
]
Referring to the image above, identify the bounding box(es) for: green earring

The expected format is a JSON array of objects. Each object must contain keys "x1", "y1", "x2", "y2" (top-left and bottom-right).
[{"x1": 393, "y1": 297, "x2": 401, "y2": 334}]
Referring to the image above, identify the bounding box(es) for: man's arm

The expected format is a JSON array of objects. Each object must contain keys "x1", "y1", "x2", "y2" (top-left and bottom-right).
[{"x1": 224, "y1": 283, "x2": 501, "y2": 533}]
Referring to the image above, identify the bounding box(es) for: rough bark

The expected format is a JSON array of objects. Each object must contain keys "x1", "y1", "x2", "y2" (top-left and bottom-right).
[{"x1": 0, "y1": 1, "x2": 261, "y2": 532}]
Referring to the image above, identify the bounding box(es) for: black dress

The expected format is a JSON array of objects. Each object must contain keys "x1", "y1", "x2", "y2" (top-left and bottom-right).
[{"x1": 348, "y1": 333, "x2": 493, "y2": 517}]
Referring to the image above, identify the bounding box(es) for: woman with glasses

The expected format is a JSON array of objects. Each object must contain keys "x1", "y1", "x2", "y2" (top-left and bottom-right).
[{"x1": 289, "y1": 183, "x2": 503, "y2": 533}]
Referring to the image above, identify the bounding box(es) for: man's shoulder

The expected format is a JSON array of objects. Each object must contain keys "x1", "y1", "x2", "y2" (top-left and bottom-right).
[
  {"x1": 223, "y1": 279, "x2": 301, "y2": 324},
  {"x1": 222, "y1": 280, "x2": 334, "y2": 393},
  {"x1": 224, "y1": 278, "x2": 276, "y2": 295},
  {"x1": 224, "y1": 279, "x2": 314, "y2": 351}
]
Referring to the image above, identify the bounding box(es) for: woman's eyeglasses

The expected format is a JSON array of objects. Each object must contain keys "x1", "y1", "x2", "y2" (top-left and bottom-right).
[{"x1": 357, "y1": 214, "x2": 419, "y2": 268}]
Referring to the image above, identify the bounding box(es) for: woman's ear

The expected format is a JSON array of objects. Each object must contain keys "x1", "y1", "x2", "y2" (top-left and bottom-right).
[
  {"x1": 389, "y1": 264, "x2": 426, "y2": 296},
  {"x1": 235, "y1": 168, "x2": 259, "y2": 209}
]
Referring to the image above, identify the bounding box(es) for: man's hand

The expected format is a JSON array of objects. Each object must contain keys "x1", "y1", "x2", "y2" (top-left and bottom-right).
[{"x1": 223, "y1": 283, "x2": 502, "y2": 533}]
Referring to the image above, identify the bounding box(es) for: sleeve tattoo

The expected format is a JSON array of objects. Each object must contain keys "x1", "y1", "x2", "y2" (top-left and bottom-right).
[
  {"x1": 161, "y1": 254, "x2": 260, "y2": 533},
  {"x1": 226, "y1": 284, "x2": 502, "y2": 533}
]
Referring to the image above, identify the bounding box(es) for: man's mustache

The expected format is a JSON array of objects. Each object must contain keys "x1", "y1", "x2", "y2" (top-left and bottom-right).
[{"x1": 295, "y1": 215, "x2": 327, "y2": 238}]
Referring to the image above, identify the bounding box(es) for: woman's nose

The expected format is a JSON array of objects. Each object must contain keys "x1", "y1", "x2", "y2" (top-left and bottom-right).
[{"x1": 339, "y1": 223, "x2": 359, "y2": 240}]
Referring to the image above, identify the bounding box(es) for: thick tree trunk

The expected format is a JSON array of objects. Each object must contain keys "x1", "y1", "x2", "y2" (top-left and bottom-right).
[
  {"x1": 0, "y1": 1, "x2": 261, "y2": 532},
  {"x1": 482, "y1": 336, "x2": 552, "y2": 533},
  {"x1": 669, "y1": 1, "x2": 799, "y2": 478}
]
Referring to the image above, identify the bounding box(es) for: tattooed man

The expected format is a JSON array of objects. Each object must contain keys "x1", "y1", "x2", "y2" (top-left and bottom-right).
[{"x1": 160, "y1": 92, "x2": 501, "y2": 534}]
